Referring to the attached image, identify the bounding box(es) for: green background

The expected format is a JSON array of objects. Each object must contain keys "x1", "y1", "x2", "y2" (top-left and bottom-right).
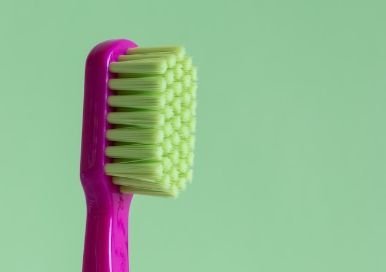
[{"x1": 1, "y1": 0, "x2": 386, "y2": 271}]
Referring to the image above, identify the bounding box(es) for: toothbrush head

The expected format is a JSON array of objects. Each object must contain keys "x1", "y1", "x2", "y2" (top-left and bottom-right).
[
  {"x1": 106, "y1": 46, "x2": 197, "y2": 197},
  {"x1": 81, "y1": 40, "x2": 197, "y2": 199}
]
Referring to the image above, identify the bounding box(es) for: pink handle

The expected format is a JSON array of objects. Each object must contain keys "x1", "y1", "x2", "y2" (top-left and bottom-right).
[{"x1": 80, "y1": 39, "x2": 138, "y2": 272}]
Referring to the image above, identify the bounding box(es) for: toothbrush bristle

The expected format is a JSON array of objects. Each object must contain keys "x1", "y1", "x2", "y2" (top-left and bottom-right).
[{"x1": 105, "y1": 46, "x2": 197, "y2": 197}]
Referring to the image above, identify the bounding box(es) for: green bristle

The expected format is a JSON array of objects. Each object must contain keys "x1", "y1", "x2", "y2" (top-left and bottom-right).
[
  {"x1": 162, "y1": 138, "x2": 173, "y2": 154},
  {"x1": 190, "y1": 84, "x2": 197, "y2": 99},
  {"x1": 170, "y1": 168, "x2": 179, "y2": 181},
  {"x1": 164, "y1": 69, "x2": 175, "y2": 84},
  {"x1": 188, "y1": 136, "x2": 195, "y2": 150},
  {"x1": 190, "y1": 98, "x2": 197, "y2": 113},
  {"x1": 128, "y1": 46, "x2": 186, "y2": 61},
  {"x1": 173, "y1": 116, "x2": 182, "y2": 130},
  {"x1": 107, "y1": 111, "x2": 165, "y2": 127},
  {"x1": 187, "y1": 154, "x2": 194, "y2": 168},
  {"x1": 163, "y1": 106, "x2": 174, "y2": 119},
  {"x1": 108, "y1": 94, "x2": 166, "y2": 110},
  {"x1": 182, "y1": 92, "x2": 192, "y2": 106},
  {"x1": 180, "y1": 142, "x2": 189, "y2": 158},
  {"x1": 110, "y1": 58, "x2": 168, "y2": 74},
  {"x1": 172, "y1": 132, "x2": 181, "y2": 146},
  {"x1": 179, "y1": 161, "x2": 189, "y2": 174},
  {"x1": 162, "y1": 157, "x2": 173, "y2": 171},
  {"x1": 181, "y1": 109, "x2": 192, "y2": 123},
  {"x1": 119, "y1": 53, "x2": 177, "y2": 67},
  {"x1": 174, "y1": 64, "x2": 184, "y2": 80},
  {"x1": 180, "y1": 125, "x2": 190, "y2": 139},
  {"x1": 165, "y1": 88, "x2": 174, "y2": 103},
  {"x1": 107, "y1": 128, "x2": 164, "y2": 144},
  {"x1": 105, "y1": 162, "x2": 163, "y2": 180},
  {"x1": 106, "y1": 145, "x2": 163, "y2": 160},
  {"x1": 182, "y1": 56, "x2": 192, "y2": 71},
  {"x1": 120, "y1": 185, "x2": 178, "y2": 197},
  {"x1": 109, "y1": 77, "x2": 166, "y2": 92},
  {"x1": 105, "y1": 45, "x2": 197, "y2": 197},
  {"x1": 173, "y1": 82, "x2": 183, "y2": 96},
  {"x1": 183, "y1": 75, "x2": 192, "y2": 88},
  {"x1": 190, "y1": 119, "x2": 196, "y2": 133},
  {"x1": 113, "y1": 176, "x2": 170, "y2": 190},
  {"x1": 177, "y1": 175, "x2": 188, "y2": 188},
  {"x1": 191, "y1": 67, "x2": 197, "y2": 81},
  {"x1": 170, "y1": 150, "x2": 180, "y2": 165},
  {"x1": 172, "y1": 97, "x2": 182, "y2": 114},
  {"x1": 163, "y1": 123, "x2": 174, "y2": 137},
  {"x1": 186, "y1": 169, "x2": 193, "y2": 183}
]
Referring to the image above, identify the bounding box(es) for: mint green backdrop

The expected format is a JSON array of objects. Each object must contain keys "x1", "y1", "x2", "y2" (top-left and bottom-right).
[{"x1": 1, "y1": 1, "x2": 386, "y2": 271}]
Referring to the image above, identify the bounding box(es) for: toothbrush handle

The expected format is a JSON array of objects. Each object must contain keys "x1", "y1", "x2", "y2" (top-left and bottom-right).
[{"x1": 82, "y1": 193, "x2": 133, "y2": 272}]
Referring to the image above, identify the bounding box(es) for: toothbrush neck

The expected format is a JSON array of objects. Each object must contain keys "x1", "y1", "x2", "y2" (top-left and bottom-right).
[{"x1": 82, "y1": 193, "x2": 133, "y2": 272}]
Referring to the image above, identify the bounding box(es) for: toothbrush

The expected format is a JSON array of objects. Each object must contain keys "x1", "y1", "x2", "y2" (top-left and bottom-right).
[{"x1": 80, "y1": 39, "x2": 197, "y2": 272}]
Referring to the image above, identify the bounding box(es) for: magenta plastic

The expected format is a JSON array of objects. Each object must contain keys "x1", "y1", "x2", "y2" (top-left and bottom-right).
[{"x1": 80, "y1": 39, "x2": 137, "y2": 272}]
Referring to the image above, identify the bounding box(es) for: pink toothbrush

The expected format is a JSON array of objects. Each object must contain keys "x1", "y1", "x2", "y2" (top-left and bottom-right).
[{"x1": 80, "y1": 39, "x2": 197, "y2": 272}]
